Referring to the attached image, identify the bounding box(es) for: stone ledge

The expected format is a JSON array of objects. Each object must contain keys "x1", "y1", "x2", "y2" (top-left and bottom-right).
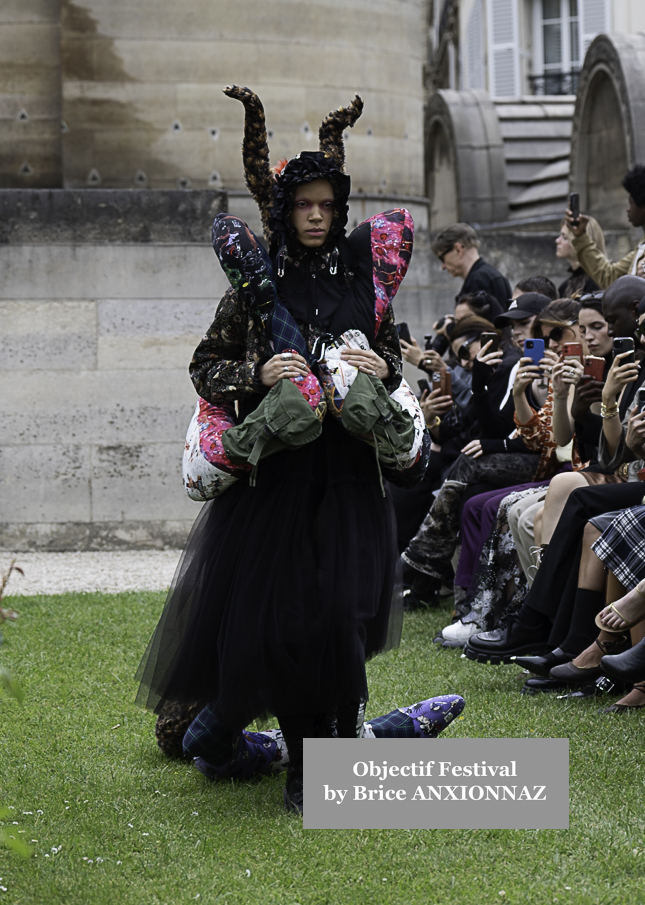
[
  {"x1": 0, "y1": 189, "x2": 227, "y2": 244},
  {"x1": 0, "y1": 520, "x2": 196, "y2": 552}
]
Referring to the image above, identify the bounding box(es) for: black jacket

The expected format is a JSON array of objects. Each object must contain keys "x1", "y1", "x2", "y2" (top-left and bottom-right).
[{"x1": 459, "y1": 258, "x2": 512, "y2": 311}]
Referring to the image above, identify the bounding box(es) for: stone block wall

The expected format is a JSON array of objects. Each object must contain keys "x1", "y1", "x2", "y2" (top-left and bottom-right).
[
  {"x1": 0, "y1": 189, "x2": 226, "y2": 550},
  {"x1": 0, "y1": 188, "x2": 430, "y2": 550}
]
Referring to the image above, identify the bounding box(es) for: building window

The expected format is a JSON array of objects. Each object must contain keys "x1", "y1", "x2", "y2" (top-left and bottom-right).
[{"x1": 530, "y1": 0, "x2": 609, "y2": 95}]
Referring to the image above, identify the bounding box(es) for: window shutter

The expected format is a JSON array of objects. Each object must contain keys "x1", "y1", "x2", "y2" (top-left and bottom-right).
[
  {"x1": 581, "y1": 0, "x2": 610, "y2": 53},
  {"x1": 463, "y1": 0, "x2": 485, "y2": 90},
  {"x1": 487, "y1": 0, "x2": 520, "y2": 97}
]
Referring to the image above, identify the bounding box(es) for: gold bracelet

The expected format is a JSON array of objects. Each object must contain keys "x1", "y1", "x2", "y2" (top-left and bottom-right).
[
  {"x1": 601, "y1": 411, "x2": 619, "y2": 420},
  {"x1": 600, "y1": 402, "x2": 619, "y2": 418},
  {"x1": 429, "y1": 416, "x2": 441, "y2": 431}
]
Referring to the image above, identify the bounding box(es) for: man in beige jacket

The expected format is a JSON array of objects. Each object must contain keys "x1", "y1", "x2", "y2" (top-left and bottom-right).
[{"x1": 565, "y1": 164, "x2": 645, "y2": 288}]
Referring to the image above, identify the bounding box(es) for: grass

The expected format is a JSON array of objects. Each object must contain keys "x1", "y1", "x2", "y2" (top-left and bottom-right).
[{"x1": 0, "y1": 591, "x2": 644, "y2": 905}]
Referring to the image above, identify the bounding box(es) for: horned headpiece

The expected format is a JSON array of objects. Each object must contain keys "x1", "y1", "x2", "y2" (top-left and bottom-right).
[{"x1": 223, "y1": 85, "x2": 363, "y2": 246}]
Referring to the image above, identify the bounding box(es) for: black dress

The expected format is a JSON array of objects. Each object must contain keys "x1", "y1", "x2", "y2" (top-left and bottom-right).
[{"x1": 136, "y1": 214, "x2": 409, "y2": 729}]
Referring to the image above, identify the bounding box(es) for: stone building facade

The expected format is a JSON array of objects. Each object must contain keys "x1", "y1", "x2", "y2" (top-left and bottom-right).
[{"x1": 3, "y1": 0, "x2": 645, "y2": 549}]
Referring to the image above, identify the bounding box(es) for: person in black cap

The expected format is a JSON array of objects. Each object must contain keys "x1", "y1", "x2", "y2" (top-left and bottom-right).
[{"x1": 494, "y1": 292, "x2": 553, "y2": 350}]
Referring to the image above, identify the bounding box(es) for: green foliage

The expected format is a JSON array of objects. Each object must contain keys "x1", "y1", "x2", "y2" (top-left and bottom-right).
[{"x1": 0, "y1": 591, "x2": 644, "y2": 904}]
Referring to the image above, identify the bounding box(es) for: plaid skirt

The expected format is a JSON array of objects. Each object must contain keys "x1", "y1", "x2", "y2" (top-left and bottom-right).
[{"x1": 592, "y1": 503, "x2": 645, "y2": 589}]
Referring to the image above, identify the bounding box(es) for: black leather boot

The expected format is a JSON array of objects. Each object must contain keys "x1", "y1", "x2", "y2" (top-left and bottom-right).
[
  {"x1": 464, "y1": 613, "x2": 551, "y2": 664},
  {"x1": 403, "y1": 572, "x2": 442, "y2": 611},
  {"x1": 601, "y1": 636, "x2": 645, "y2": 684}
]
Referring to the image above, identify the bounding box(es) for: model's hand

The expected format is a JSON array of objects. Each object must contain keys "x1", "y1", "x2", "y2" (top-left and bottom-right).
[
  {"x1": 603, "y1": 351, "x2": 639, "y2": 402},
  {"x1": 461, "y1": 439, "x2": 483, "y2": 458},
  {"x1": 552, "y1": 358, "x2": 583, "y2": 397},
  {"x1": 340, "y1": 347, "x2": 390, "y2": 379},
  {"x1": 564, "y1": 208, "x2": 589, "y2": 237},
  {"x1": 400, "y1": 336, "x2": 424, "y2": 367},
  {"x1": 626, "y1": 405, "x2": 645, "y2": 457},
  {"x1": 420, "y1": 388, "x2": 452, "y2": 423},
  {"x1": 571, "y1": 376, "x2": 604, "y2": 421},
  {"x1": 259, "y1": 351, "x2": 309, "y2": 387}
]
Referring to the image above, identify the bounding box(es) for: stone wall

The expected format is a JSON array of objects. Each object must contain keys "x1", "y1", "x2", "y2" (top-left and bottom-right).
[
  {"x1": 0, "y1": 189, "x2": 226, "y2": 550},
  {"x1": 0, "y1": 0, "x2": 62, "y2": 188},
  {"x1": 0, "y1": 188, "x2": 430, "y2": 551}
]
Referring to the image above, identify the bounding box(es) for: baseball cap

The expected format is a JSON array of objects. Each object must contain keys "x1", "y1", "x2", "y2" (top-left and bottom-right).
[{"x1": 494, "y1": 293, "x2": 552, "y2": 327}]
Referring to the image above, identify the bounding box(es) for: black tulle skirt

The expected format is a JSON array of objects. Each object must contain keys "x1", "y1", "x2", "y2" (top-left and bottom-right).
[{"x1": 135, "y1": 416, "x2": 403, "y2": 729}]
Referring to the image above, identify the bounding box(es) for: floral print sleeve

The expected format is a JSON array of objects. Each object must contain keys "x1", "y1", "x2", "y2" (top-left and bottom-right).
[
  {"x1": 189, "y1": 287, "x2": 273, "y2": 404},
  {"x1": 374, "y1": 302, "x2": 403, "y2": 393}
]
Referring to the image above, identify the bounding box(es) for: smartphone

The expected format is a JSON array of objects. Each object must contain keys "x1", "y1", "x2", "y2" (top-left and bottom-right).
[
  {"x1": 440, "y1": 370, "x2": 452, "y2": 398},
  {"x1": 637, "y1": 386, "x2": 645, "y2": 413},
  {"x1": 417, "y1": 378, "x2": 431, "y2": 396},
  {"x1": 396, "y1": 322, "x2": 412, "y2": 345},
  {"x1": 584, "y1": 356, "x2": 605, "y2": 382},
  {"x1": 524, "y1": 338, "x2": 545, "y2": 367},
  {"x1": 613, "y1": 337, "x2": 635, "y2": 364},
  {"x1": 563, "y1": 342, "x2": 584, "y2": 361},
  {"x1": 480, "y1": 332, "x2": 499, "y2": 353},
  {"x1": 569, "y1": 192, "x2": 580, "y2": 224}
]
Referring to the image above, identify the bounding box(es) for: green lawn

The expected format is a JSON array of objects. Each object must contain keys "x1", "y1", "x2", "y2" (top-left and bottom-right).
[{"x1": 1, "y1": 590, "x2": 644, "y2": 905}]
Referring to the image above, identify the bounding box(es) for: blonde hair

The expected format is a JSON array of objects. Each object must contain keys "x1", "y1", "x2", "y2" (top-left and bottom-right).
[{"x1": 561, "y1": 214, "x2": 606, "y2": 265}]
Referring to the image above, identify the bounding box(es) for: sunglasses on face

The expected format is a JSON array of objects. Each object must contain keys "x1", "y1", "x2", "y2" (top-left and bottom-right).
[
  {"x1": 543, "y1": 320, "x2": 578, "y2": 347},
  {"x1": 456, "y1": 334, "x2": 480, "y2": 361}
]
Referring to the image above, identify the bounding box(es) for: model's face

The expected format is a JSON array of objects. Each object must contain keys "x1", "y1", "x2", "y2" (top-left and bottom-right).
[
  {"x1": 451, "y1": 335, "x2": 482, "y2": 371},
  {"x1": 555, "y1": 228, "x2": 574, "y2": 259},
  {"x1": 440, "y1": 243, "x2": 465, "y2": 277},
  {"x1": 578, "y1": 307, "x2": 612, "y2": 356},
  {"x1": 511, "y1": 316, "x2": 535, "y2": 348},
  {"x1": 291, "y1": 179, "x2": 334, "y2": 247},
  {"x1": 627, "y1": 195, "x2": 645, "y2": 229}
]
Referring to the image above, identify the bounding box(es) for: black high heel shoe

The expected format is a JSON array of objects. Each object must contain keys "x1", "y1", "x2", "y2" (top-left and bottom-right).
[{"x1": 550, "y1": 634, "x2": 630, "y2": 683}]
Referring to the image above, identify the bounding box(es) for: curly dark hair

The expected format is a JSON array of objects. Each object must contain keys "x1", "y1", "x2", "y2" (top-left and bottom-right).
[{"x1": 622, "y1": 164, "x2": 645, "y2": 208}]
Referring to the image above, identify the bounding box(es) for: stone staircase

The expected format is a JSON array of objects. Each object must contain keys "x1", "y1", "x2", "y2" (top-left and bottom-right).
[{"x1": 494, "y1": 96, "x2": 575, "y2": 222}]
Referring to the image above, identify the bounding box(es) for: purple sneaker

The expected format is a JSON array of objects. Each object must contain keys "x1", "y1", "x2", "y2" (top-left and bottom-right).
[
  {"x1": 364, "y1": 694, "x2": 465, "y2": 739},
  {"x1": 400, "y1": 694, "x2": 465, "y2": 738},
  {"x1": 194, "y1": 728, "x2": 288, "y2": 781}
]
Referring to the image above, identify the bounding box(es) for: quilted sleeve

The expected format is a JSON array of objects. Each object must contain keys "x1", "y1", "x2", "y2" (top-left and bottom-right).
[
  {"x1": 373, "y1": 302, "x2": 403, "y2": 393},
  {"x1": 360, "y1": 208, "x2": 414, "y2": 335},
  {"x1": 189, "y1": 288, "x2": 270, "y2": 404}
]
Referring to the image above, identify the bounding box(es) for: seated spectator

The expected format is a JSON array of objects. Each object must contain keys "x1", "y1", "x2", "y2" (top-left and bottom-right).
[
  {"x1": 556, "y1": 215, "x2": 604, "y2": 298},
  {"x1": 455, "y1": 290, "x2": 505, "y2": 324},
  {"x1": 512, "y1": 276, "x2": 558, "y2": 301},
  {"x1": 462, "y1": 279, "x2": 645, "y2": 662},
  {"x1": 566, "y1": 164, "x2": 645, "y2": 288},
  {"x1": 432, "y1": 223, "x2": 512, "y2": 311},
  {"x1": 401, "y1": 316, "x2": 541, "y2": 609},
  {"x1": 494, "y1": 292, "x2": 553, "y2": 350},
  {"x1": 571, "y1": 293, "x2": 613, "y2": 464}
]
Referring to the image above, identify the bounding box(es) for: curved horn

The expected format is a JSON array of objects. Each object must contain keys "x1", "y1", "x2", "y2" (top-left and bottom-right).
[
  {"x1": 223, "y1": 85, "x2": 274, "y2": 236},
  {"x1": 318, "y1": 95, "x2": 364, "y2": 170}
]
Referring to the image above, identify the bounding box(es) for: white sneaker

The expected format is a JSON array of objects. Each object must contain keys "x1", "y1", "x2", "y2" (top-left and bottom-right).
[{"x1": 441, "y1": 620, "x2": 480, "y2": 644}]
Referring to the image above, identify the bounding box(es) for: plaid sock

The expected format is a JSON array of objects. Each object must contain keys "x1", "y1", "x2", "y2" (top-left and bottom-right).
[
  {"x1": 182, "y1": 704, "x2": 238, "y2": 764},
  {"x1": 366, "y1": 709, "x2": 416, "y2": 739}
]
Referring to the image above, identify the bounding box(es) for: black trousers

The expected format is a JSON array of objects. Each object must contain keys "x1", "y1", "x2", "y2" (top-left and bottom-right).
[{"x1": 525, "y1": 482, "x2": 645, "y2": 647}]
